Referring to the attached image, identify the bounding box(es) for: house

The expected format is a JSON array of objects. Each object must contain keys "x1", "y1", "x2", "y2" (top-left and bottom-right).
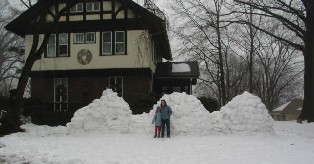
[
  {"x1": 5, "y1": 0, "x2": 199, "y2": 114},
  {"x1": 270, "y1": 99, "x2": 303, "y2": 121}
]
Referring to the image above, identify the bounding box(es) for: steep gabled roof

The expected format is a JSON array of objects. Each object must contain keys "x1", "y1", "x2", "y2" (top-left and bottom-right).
[
  {"x1": 5, "y1": 0, "x2": 172, "y2": 60},
  {"x1": 5, "y1": 0, "x2": 55, "y2": 36},
  {"x1": 6, "y1": 0, "x2": 164, "y2": 36},
  {"x1": 272, "y1": 99, "x2": 303, "y2": 115}
]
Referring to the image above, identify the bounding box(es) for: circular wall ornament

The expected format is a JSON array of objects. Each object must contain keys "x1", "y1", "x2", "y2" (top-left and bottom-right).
[{"x1": 77, "y1": 49, "x2": 92, "y2": 65}]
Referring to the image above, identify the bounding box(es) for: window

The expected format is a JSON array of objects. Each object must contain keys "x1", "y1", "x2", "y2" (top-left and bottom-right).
[
  {"x1": 47, "y1": 34, "x2": 56, "y2": 57},
  {"x1": 109, "y1": 77, "x2": 123, "y2": 97},
  {"x1": 115, "y1": 31, "x2": 125, "y2": 54},
  {"x1": 85, "y1": 32, "x2": 96, "y2": 43},
  {"x1": 46, "y1": 34, "x2": 70, "y2": 57},
  {"x1": 161, "y1": 86, "x2": 168, "y2": 95},
  {"x1": 59, "y1": 33, "x2": 68, "y2": 56},
  {"x1": 74, "y1": 33, "x2": 85, "y2": 44},
  {"x1": 86, "y1": 2, "x2": 100, "y2": 12},
  {"x1": 173, "y1": 87, "x2": 181, "y2": 93},
  {"x1": 102, "y1": 32, "x2": 112, "y2": 55},
  {"x1": 70, "y1": 3, "x2": 83, "y2": 13},
  {"x1": 54, "y1": 78, "x2": 68, "y2": 111},
  {"x1": 184, "y1": 86, "x2": 190, "y2": 94}
]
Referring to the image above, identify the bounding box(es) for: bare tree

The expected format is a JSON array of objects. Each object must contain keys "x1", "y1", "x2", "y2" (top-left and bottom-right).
[
  {"x1": 170, "y1": 0, "x2": 235, "y2": 105},
  {"x1": 254, "y1": 30, "x2": 303, "y2": 110},
  {"x1": 0, "y1": 1, "x2": 24, "y2": 96},
  {"x1": 234, "y1": 0, "x2": 314, "y2": 122},
  {"x1": 1, "y1": 0, "x2": 76, "y2": 134}
]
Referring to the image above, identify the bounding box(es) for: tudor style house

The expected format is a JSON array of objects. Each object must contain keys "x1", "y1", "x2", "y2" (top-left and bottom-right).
[{"x1": 6, "y1": 0, "x2": 199, "y2": 112}]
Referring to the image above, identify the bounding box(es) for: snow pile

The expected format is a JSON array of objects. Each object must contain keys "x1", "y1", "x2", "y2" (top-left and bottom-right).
[
  {"x1": 216, "y1": 92, "x2": 274, "y2": 134},
  {"x1": 156, "y1": 92, "x2": 211, "y2": 135},
  {"x1": 157, "y1": 91, "x2": 274, "y2": 135},
  {"x1": 66, "y1": 89, "x2": 273, "y2": 135},
  {"x1": 67, "y1": 89, "x2": 132, "y2": 134},
  {"x1": 20, "y1": 124, "x2": 67, "y2": 137},
  {"x1": 172, "y1": 63, "x2": 191, "y2": 72}
]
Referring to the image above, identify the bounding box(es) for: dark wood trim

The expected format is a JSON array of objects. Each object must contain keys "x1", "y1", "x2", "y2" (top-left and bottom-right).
[
  {"x1": 124, "y1": 2, "x2": 128, "y2": 19},
  {"x1": 55, "y1": 3, "x2": 59, "y2": 17},
  {"x1": 30, "y1": 68, "x2": 153, "y2": 78},
  {"x1": 24, "y1": 19, "x2": 148, "y2": 35},
  {"x1": 56, "y1": 33, "x2": 59, "y2": 57},
  {"x1": 112, "y1": 0, "x2": 116, "y2": 19},
  {"x1": 67, "y1": 32, "x2": 71, "y2": 57},
  {"x1": 83, "y1": 0, "x2": 86, "y2": 21},
  {"x1": 114, "y1": 5, "x2": 124, "y2": 18},
  {"x1": 67, "y1": 12, "x2": 108, "y2": 16},
  {"x1": 124, "y1": 30, "x2": 127, "y2": 55},
  {"x1": 99, "y1": 31, "x2": 103, "y2": 55},
  {"x1": 100, "y1": 0, "x2": 104, "y2": 20},
  {"x1": 112, "y1": 30, "x2": 115, "y2": 55}
]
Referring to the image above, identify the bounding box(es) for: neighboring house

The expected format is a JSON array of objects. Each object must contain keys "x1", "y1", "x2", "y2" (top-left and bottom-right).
[
  {"x1": 5, "y1": 0, "x2": 199, "y2": 112},
  {"x1": 271, "y1": 99, "x2": 303, "y2": 121}
]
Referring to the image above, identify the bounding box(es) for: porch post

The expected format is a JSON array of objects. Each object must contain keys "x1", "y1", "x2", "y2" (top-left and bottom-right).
[{"x1": 190, "y1": 78, "x2": 192, "y2": 95}]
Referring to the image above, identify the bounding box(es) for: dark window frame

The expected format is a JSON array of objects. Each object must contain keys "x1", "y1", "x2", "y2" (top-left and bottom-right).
[
  {"x1": 86, "y1": 2, "x2": 100, "y2": 12},
  {"x1": 45, "y1": 33, "x2": 70, "y2": 58},
  {"x1": 100, "y1": 31, "x2": 127, "y2": 56},
  {"x1": 54, "y1": 78, "x2": 69, "y2": 111},
  {"x1": 73, "y1": 32, "x2": 96, "y2": 44},
  {"x1": 108, "y1": 76, "x2": 123, "y2": 97},
  {"x1": 70, "y1": 3, "x2": 83, "y2": 13}
]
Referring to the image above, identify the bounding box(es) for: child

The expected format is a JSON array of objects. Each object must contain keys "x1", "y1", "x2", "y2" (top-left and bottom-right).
[{"x1": 152, "y1": 107, "x2": 162, "y2": 138}]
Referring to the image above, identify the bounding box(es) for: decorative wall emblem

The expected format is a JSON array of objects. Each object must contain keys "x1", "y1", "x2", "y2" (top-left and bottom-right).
[{"x1": 77, "y1": 49, "x2": 92, "y2": 65}]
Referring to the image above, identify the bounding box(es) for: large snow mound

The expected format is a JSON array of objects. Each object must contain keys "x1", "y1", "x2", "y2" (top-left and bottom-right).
[
  {"x1": 155, "y1": 91, "x2": 274, "y2": 135},
  {"x1": 67, "y1": 89, "x2": 132, "y2": 134},
  {"x1": 217, "y1": 91, "x2": 274, "y2": 134},
  {"x1": 67, "y1": 89, "x2": 274, "y2": 135}
]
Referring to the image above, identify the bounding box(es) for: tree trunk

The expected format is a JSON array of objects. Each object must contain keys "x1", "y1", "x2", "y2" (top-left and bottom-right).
[
  {"x1": 299, "y1": 3, "x2": 314, "y2": 122},
  {"x1": 248, "y1": 5, "x2": 254, "y2": 93},
  {"x1": 0, "y1": 34, "x2": 42, "y2": 135}
]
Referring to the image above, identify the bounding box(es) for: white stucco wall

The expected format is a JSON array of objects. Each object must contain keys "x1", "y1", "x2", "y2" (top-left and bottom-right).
[
  {"x1": 25, "y1": 30, "x2": 155, "y2": 72},
  {"x1": 25, "y1": 0, "x2": 154, "y2": 72}
]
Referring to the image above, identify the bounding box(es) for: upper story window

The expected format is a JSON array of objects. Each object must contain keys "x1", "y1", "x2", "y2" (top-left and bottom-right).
[
  {"x1": 74, "y1": 32, "x2": 96, "y2": 44},
  {"x1": 102, "y1": 32, "x2": 112, "y2": 55},
  {"x1": 115, "y1": 31, "x2": 125, "y2": 54},
  {"x1": 101, "y1": 31, "x2": 126, "y2": 56},
  {"x1": 47, "y1": 34, "x2": 69, "y2": 57},
  {"x1": 47, "y1": 34, "x2": 56, "y2": 57},
  {"x1": 74, "y1": 33, "x2": 85, "y2": 44},
  {"x1": 86, "y1": 32, "x2": 96, "y2": 43},
  {"x1": 59, "y1": 33, "x2": 68, "y2": 56},
  {"x1": 86, "y1": 2, "x2": 100, "y2": 12},
  {"x1": 70, "y1": 3, "x2": 83, "y2": 13}
]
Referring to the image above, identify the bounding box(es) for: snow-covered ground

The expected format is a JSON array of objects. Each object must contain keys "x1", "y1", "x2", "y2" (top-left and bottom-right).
[
  {"x1": 0, "y1": 90, "x2": 313, "y2": 164},
  {"x1": 0, "y1": 122, "x2": 314, "y2": 164}
]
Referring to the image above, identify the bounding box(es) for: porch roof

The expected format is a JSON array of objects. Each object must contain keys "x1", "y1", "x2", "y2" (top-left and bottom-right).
[{"x1": 154, "y1": 61, "x2": 200, "y2": 78}]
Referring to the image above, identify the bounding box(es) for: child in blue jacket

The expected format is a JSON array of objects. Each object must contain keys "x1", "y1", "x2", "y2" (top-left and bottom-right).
[{"x1": 152, "y1": 107, "x2": 162, "y2": 138}]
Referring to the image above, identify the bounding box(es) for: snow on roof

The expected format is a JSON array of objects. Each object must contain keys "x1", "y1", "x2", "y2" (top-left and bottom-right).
[
  {"x1": 172, "y1": 63, "x2": 191, "y2": 73},
  {"x1": 273, "y1": 102, "x2": 290, "y2": 112}
]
